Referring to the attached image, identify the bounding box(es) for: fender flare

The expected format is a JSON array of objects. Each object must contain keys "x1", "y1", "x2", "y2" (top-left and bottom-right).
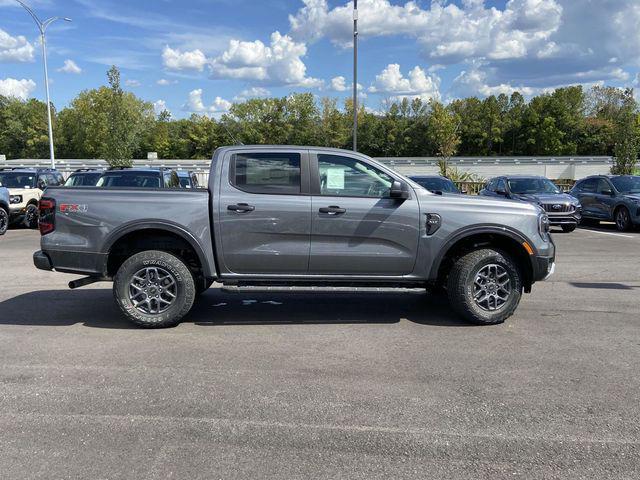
[
  {"x1": 428, "y1": 224, "x2": 537, "y2": 281},
  {"x1": 101, "y1": 220, "x2": 215, "y2": 278}
]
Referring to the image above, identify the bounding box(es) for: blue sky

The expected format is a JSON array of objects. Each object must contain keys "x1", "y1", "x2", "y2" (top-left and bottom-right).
[{"x1": 1, "y1": 0, "x2": 639, "y2": 118}]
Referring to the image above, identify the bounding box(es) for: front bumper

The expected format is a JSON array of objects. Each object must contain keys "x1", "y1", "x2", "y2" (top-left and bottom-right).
[
  {"x1": 531, "y1": 234, "x2": 555, "y2": 282},
  {"x1": 547, "y1": 211, "x2": 581, "y2": 226}
]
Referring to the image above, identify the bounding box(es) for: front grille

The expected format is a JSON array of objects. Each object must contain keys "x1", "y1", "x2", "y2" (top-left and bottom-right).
[{"x1": 541, "y1": 203, "x2": 574, "y2": 214}]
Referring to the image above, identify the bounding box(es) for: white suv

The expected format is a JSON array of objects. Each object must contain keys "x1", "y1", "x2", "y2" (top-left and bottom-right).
[{"x1": 0, "y1": 168, "x2": 65, "y2": 229}]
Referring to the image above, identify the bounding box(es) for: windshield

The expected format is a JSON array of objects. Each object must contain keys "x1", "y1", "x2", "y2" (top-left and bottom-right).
[
  {"x1": 508, "y1": 178, "x2": 560, "y2": 194},
  {"x1": 65, "y1": 173, "x2": 101, "y2": 187},
  {"x1": 0, "y1": 172, "x2": 36, "y2": 189},
  {"x1": 413, "y1": 177, "x2": 459, "y2": 193},
  {"x1": 96, "y1": 173, "x2": 161, "y2": 188},
  {"x1": 178, "y1": 176, "x2": 192, "y2": 188},
  {"x1": 610, "y1": 176, "x2": 640, "y2": 194}
]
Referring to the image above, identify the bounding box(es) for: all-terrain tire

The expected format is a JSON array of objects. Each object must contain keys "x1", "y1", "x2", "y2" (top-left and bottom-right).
[
  {"x1": 447, "y1": 248, "x2": 522, "y2": 325},
  {"x1": 113, "y1": 250, "x2": 196, "y2": 328},
  {"x1": 24, "y1": 204, "x2": 38, "y2": 229}
]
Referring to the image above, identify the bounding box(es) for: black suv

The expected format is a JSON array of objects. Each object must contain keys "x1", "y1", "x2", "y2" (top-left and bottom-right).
[
  {"x1": 409, "y1": 175, "x2": 460, "y2": 194},
  {"x1": 479, "y1": 175, "x2": 581, "y2": 232},
  {"x1": 96, "y1": 167, "x2": 180, "y2": 188},
  {"x1": 570, "y1": 175, "x2": 640, "y2": 231}
]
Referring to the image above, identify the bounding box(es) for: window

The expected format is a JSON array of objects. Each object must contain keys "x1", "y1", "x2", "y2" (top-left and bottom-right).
[
  {"x1": 232, "y1": 153, "x2": 301, "y2": 194},
  {"x1": 163, "y1": 171, "x2": 180, "y2": 188},
  {"x1": 496, "y1": 179, "x2": 507, "y2": 192},
  {"x1": 317, "y1": 154, "x2": 393, "y2": 198},
  {"x1": 580, "y1": 178, "x2": 597, "y2": 193},
  {"x1": 596, "y1": 178, "x2": 612, "y2": 194},
  {"x1": 97, "y1": 173, "x2": 161, "y2": 188},
  {"x1": 485, "y1": 179, "x2": 497, "y2": 192}
]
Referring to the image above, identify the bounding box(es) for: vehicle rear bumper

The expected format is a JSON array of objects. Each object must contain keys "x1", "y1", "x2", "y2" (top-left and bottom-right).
[
  {"x1": 33, "y1": 250, "x2": 53, "y2": 271},
  {"x1": 34, "y1": 249, "x2": 108, "y2": 276}
]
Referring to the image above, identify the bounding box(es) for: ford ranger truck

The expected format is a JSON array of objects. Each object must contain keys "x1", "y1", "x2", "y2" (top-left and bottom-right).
[{"x1": 33, "y1": 146, "x2": 555, "y2": 328}]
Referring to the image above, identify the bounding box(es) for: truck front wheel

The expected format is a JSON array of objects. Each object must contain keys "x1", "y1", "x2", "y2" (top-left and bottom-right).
[
  {"x1": 113, "y1": 250, "x2": 196, "y2": 328},
  {"x1": 447, "y1": 249, "x2": 522, "y2": 325}
]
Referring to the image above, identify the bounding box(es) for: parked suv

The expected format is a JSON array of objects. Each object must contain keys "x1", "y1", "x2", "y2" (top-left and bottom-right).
[
  {"x1": 177, "y1": 170, "x2": 200, "y2": 189},
  {"x1": 479, "y1": 175, "x2": 581, "y2": 232},
  {"x1": 96, "y1": 167, "x2": 180, "y2": 188},
  {"x1": 570, "y1": 175, "x2": 640, "y2": 231},
  {"x1": 0, "y1": 168, "x2": 64, "y2": 228},
  {"x1": 0, "y1": 184, "x2": 9, "y2": 235}
]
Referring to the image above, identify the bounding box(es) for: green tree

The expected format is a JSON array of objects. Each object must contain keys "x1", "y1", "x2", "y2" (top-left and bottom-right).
[
  {"x1": 427, "y1": 101, "x2": 461, "y2": 176},
  {"x1": 0, "y1": 96, "x2": 51, "y2": 159},
  {"x1": 611, "y1": 89, "x2": 640, "y2": 174}
]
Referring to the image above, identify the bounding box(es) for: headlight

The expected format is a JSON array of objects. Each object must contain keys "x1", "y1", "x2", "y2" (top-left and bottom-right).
[
  {"x1": 538, "y1": 213, "x2": 550, "y2": 241},
  {"x1": 10, "y1": 195, "x2": 22, "y2": 204}
]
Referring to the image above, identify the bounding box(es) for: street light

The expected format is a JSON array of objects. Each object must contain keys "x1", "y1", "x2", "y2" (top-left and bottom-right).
[
  {"x1": 14, "y1": 0, "x2": 71, "y2": 169},
  {"x1": 352, "y1": 0, "x2": 358, "y2": 152}
]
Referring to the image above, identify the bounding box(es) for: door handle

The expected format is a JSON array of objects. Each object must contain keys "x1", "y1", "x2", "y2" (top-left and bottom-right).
[
  {"x1": 227, "y1": 203, "x2": 255, "y2": 212},
  {"x1": 319, "y1": 206, "x2": 346, "y2": 215}
]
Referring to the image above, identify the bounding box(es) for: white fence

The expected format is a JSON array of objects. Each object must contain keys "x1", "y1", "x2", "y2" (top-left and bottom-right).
[{"x1": 0, "y1": 156, "x2": 614, "y2": 181}]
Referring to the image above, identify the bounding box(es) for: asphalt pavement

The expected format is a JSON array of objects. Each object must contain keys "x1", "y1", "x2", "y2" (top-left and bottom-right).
[{"x1": 0, "y1": 226, "x2": 639, "y2": 479}]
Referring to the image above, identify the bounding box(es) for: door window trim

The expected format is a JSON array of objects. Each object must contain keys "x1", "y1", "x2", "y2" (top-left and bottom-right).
[{"x1": 228, "y1": 150, "x2": 311, "y2": 195}]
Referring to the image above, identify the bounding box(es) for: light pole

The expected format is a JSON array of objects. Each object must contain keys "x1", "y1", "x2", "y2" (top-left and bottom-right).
[
  {"x1": 14, "y1": 0, "x2": 71, "y2": 169},
  {"x1": 352, "y1": 0, "x2": 358, "y2": 152}
]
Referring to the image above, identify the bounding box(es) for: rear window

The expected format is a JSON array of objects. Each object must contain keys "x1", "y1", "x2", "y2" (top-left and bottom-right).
[
  {"x1": 231, "y1": 152, "x2": 301, "y2": 194},
  {"x1": 65, "y1": 173, "x2": 101, "y2": 187},
  {"x1": 97, "y1": 173, "x2": 161, "y2": 188}
]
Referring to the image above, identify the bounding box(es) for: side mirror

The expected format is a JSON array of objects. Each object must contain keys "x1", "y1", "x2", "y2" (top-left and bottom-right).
[
  {"x1": 601, "y1": 189, "x2": 614, "y2": 196},
  {"x1": 389, "y1": 180, "x2": 409, "y2": 199},
  {"x1": 495, "y1": 188, "x2": 508, "y2": 197}
]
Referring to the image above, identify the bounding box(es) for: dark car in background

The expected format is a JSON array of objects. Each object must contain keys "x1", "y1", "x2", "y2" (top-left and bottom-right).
[
  {"x1": 177, "y1": 170, "x2": 200, "y2": 189},
  {"x1": 96, "y1": 167, "x2": 180, "y2": 189},
  {"x1": 570, "y1": 175, "x2": 640, "y2": 231},
  {"x1": 479, "y1": 175, "x2": 581, "y2": 232},
  {"x1": 64, "y1": 169, "x2": 104, "y2": 187},
  {"x1": 409, "y1": 175, "x2": 461, "y2": 194},
  {"x1": 0, "y1": 184, "x2": 9, "y2": 235}
]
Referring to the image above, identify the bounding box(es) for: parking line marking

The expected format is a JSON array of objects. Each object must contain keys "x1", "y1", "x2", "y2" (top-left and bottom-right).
[{"x1": 581, "y1": 229, "x2": 635, "y2": 239}]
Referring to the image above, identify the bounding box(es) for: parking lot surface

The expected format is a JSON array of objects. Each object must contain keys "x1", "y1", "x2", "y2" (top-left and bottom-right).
[{"x1": 1, "y1": 227, "x2": 639, "y2": 479}]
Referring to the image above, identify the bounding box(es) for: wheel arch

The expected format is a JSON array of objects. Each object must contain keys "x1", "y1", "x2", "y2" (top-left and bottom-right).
[
  {"x1": 102, "y1": 221, "x2": 215, "y2": 279},
  {"x1": 430, "y1": 226, "x2": 536, "y2": 293}
]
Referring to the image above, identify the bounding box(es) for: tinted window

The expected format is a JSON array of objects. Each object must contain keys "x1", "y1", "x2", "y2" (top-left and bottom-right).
[
  {"x1": 485, "y1": 179, "x2": 497, "y2": 192},
  {"x1": 611, "y1": 176, "x2": 640, "y2": 194},
  {"x1": 97, "y1": 173, "x2": 161, "y2": 188},
  {"x1": 0, "y1": 172, "x2": 37, "y2": 189},
  {"x1": 65, "y1": 173, "x2": 102, "y2": 186},
  {"x1": 496, "y1": 179, "x2": 507, "y2": 192},
  {"x1": 163, "y1": 171, "x2": 180, "y2": 188},
  {"x1": 318, "y1": 154, "x2": 393, "y2": 198},
  {"x1": 596, "y1": 178, "x2": 612, "y2": 194},
  {"x1": 232, "y1": 153, "x2": 301, "y2": 194},
  {"x1": 580, "y1": 179, "x2": 598, "y2": 193},
  {"x1": 178, "y1": 176, "x2": 192, "y2": 188}
]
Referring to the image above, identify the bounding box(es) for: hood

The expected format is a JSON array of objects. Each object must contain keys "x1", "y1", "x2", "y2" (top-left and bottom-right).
[
  {"x1": 6, "y1": 187, "x2": 36, "y2": 196},
  {"x1": 415, "y1": 187, "x2": 541, "y2": 214},
  {"x1": 622, "y1": 194, "x2": 640, "y2": 202},
  {"x1": 511, "y1": 192, "x2": 578, "y2": 205}
]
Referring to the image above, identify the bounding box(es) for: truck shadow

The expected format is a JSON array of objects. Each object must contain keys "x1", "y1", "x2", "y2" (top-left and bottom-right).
[{"x1": 0, "y1": 288, "x2": 474, "y2": 329}]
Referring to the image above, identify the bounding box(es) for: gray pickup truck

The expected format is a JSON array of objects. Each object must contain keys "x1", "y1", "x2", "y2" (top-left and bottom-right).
[{"x1": 34, "y1": 146, "x2": 555, "y2": 328}]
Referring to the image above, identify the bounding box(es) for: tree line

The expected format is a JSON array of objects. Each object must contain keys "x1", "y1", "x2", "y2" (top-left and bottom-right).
[{"x1": 1, "y1": 66, "x2": 639, "y2": 174}]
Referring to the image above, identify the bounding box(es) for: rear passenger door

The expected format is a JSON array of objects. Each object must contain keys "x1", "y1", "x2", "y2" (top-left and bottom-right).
[
  {"x1": 308, "y1": 152, "x2": 420, "y2": 276},
  {"x1": 574, "y1": 178, "x2": 598, "y2": 217},
  {"x1": 594, "y1": 178, "x2": 616, "y2": 219},
  {"x1": 217, "y1": 150, "x2": 312, "y2": 275}
]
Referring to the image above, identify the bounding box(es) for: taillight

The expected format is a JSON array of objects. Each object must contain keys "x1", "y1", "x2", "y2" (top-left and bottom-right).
[{"x1": 39, "y1": 198, "x2": 56, "y2": 235}]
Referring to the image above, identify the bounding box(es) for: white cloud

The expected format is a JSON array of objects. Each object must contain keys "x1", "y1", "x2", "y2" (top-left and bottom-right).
[
  {"x1": 330, "y1": 76, "x2": 347, "y2": 92},
  {"x1": 0, "y1": 28, "x2": 35, "y2": 63},
  {"x1": 451, "y1": 68, "x2": 544, "y2": 98},
  {"x1": 210, "y1": 31, "x2": 322, "y2": 88},
  {"x1": 183, "y1": 88, "x2": 232, "y2": 113},
  {"x1": 57, "y1": 59, "x2": 82, "y2": 74},
  {"x1": 233, "y1": 86, "x2": 270, "y2": 101},
  {"x1": 124, "y1": 79, "x2": 141, "y2": 87},
  {"x1": 369, "y1": 64, "x2": 440, "y2": 102},
  {"x1": 162, "y1": 45, "x2": 207, "y2": 71},
  {"x1": 0, "y1": 78, "x2": 36, "y2": 100},
  {"x1": 157, "y1": 78, "x2": 177, "y2": 86},
  {"x1": 153, "y1": 99, "x2": 170, "y2": 115}
]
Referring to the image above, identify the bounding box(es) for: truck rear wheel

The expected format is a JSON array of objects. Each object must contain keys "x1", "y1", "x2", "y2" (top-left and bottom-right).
[
  {"x1": 113, "y1": 250, "x2": 196, "y2": 328},
  {"x1": 447, "y1": 248, "x2": 522, "y2": 325}
]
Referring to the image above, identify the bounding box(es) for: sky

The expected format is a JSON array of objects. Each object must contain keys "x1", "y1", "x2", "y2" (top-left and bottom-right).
[{"x1": 1, "y1": 0, "x2": 639, "y2": 118}]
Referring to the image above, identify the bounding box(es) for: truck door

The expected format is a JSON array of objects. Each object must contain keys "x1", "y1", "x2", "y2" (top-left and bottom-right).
[
  {"x1": 217, "y1": 150, "x2": 312, "y2": 274},
  {"x1": 308, "y1": 152, "x2": 420, "y2": 276}
]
